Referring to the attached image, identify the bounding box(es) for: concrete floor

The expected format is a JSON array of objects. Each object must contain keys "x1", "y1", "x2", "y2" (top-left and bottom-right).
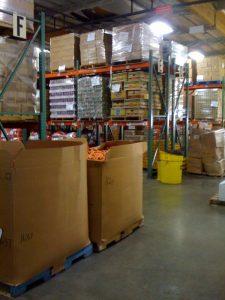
[{"x1": 1, "y1": 173, "x2": 225, "y2": 300}]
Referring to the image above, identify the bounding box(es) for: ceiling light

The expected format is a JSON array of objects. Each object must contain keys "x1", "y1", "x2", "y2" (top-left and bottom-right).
[
  {"x1": 149, "y1": 21, "x2": 173, "y2": 37},
  {"x1": 188, "y1": 51, "x2": 205, "y2": 61}
]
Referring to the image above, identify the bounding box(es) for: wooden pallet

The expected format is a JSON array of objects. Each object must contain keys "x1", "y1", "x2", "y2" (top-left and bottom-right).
[
  {"x1": 209, "y1": 194, "x2": 225, "y2": 206},
  {"x1": 94, "y1": 219, "x2": 144, "y2": 252},
  {"x1": 0, "y1": 115, "x2": 38, "y2": 122},
  {"x1": 80, "y1": 63, "x2": 109, "y2": 69},
  {"x1": 0, "y1": 244, "x2": 93, "y2": 298},
  {"x1": 112, "y1": 59, "x2": 148, "y2": 66},
  {"x1": 111, "y1": 116, "x2": 147, "y2": 120}
]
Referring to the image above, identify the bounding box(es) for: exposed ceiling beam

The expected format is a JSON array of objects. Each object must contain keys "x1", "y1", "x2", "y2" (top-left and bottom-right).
[
  {"x1": 185, "y1": 36, "x2": 225, "y2": 47},
  {"x1": 179, "y1": 1, "x2": 225, "y2": 36}
]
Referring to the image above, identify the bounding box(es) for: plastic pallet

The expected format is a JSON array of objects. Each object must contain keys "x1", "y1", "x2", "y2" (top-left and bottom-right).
[{"x1": 0, "y1": 244, "x2": 93, "y2": 298}]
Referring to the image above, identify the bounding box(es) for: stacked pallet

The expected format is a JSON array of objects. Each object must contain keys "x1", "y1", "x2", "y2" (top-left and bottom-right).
[
  {"x1": 77, "y1": 76, "x2": 110, "y2": 119},
  {"x1": 111, "y1": 72, "x2": 127, "y2": 118},
  {"x1": 50, "y1": 33, "x2": 80, "y2": 72},
  {"x1": 112, "y1": 22, "x2": 160, "y2": 63},
  {"x1": 124, "y1": 127, "x2": 147, "y2": 141},
  {"x1": 187, "y1": 129, "x2": 225, "y2": 176},
  {"x1": 80, "y1": 30, "x2": 112, "y2": 67},
  {"x1": 196, "y1": 55, "x2": 225, "y2": 81},
  {"x1": 0, "y1": 37, "x2": 38, "y2": 115},
  {"x1": 49, "y1": 78, "x2": 76, "y2": 119}
]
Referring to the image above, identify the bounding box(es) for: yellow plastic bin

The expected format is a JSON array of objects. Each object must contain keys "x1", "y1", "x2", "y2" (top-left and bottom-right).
[{"x1": 157, "y1": 151, "x2": 184, "y2": 184}]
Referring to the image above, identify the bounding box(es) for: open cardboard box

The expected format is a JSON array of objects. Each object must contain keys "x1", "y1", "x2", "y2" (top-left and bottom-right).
[
  {"x1": 0, "y1": 139, "x2": 89, "y2": 285},
  {"x1": 87, "y1": 140, "x2": 147, "y2": 246}
]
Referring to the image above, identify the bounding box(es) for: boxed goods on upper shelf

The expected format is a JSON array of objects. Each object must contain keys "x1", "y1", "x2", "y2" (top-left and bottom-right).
[
  {"x1": 77, "y1": 76, "x2": 110, "y2": 119},
  {"x1": 80, "y1": 29, "x2": 112, "y2": 67},
  {"x1": 0, "y1": 36, "x2": 38, "y2": 114},
  {"x1": 49, "y1": 78, "x2": 77, "y2": 119},
  {"x1": 112, "y1": 23, "x2": 161, "y2": 63},
  {"x1": 50, "y1": 33, "x2": 80, "y2": 72},
  {"x1": 0, "y1": 0, "x2": 34, "y2": 31},
  {"x1": 160, "y1": 41, "x2": 188, "y2": 66},
  {"x1": 0, "y1": 139, "x2": 90, "y2": 285},
  {"x1": 196, "y1": 55, "x2": 225, "y2": 81}
]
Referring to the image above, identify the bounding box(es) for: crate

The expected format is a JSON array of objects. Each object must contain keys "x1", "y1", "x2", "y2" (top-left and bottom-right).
[
  {"x1": 128, "y1": 71, "x2": 148, "y2": 81},
  {"x1": 124, "y1": 99, "x2": 148, "y2": 108},
  {"x1": 127, "y1": 90, "x2": 148, "y2": 99},
  {"x1": 111, "y1": 108, "x2": 126, "y2": 117},
  {"x1": 125, "y1": 108, "x2": 148, "y2": 118},
  {"x1": 112, "y1": 72, "x2": 128, "y2": 82},
  {"x1": 124, "y1": 81, "x2": 148, "y2": 90}
]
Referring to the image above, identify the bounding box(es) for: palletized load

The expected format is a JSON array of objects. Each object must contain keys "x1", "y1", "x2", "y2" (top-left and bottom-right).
[
  {"x1": 87, "y1": 141, "x2": 146, "y2": 251},
  {"x1": 50, "y1": 33, "x2": 80, "y2": 72},
  {"x1": 187, "y1": 128, "x2": 225, "y2": 176},
  {"x1": 196, "y1": 55, "x2": 225, "y2": 81},
  {"x1": 77, "y1": 76, "x2": 110, "y2": 119},
  {"x1": 160, "y1": 41, "x2": 188, "y2": 66},
  {"x1": 0, "y1": 140, "x2": 91, "y2": 287},
  {"x1": 80, "y1": 30, "x2": 112, "y2": 67},
  {"x1": 112, "y1": 22, "x2": 161, "y2": 63},
  {"x1": 0, "y1": 0, "x2": 34, "y2": 31},
  {"x1": 0, "y1": 37, "x2": 38, "y2": 114},
  {"x1": 49, "y1": 78, "x2": 77, "y2": 119}
]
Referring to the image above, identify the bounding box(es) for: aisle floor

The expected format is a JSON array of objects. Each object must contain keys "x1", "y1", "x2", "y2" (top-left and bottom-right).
[{"x1": 1, "y1": 174, "x2": 225, "y2": 300}]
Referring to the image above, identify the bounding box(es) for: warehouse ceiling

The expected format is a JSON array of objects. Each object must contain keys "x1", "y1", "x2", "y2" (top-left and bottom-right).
[{"x1": 34, "y1": 0, "x2": 225, "y2": 56}]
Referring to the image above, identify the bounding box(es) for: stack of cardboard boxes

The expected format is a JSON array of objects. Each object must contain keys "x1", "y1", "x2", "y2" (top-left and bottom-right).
[
  {"x1": 111, "y1": 72, "x2": 127, "y2": 118},
  {"x1": 187, "y1": 129, "x2": 225, "y2": 176},
  {"x1": 112, "y1": 23, "x2": 160, "y2": 63},
  {"x1": 196, "y1": 56, "x2": 225, "y2": 81},
  {"x1": 0, "y1": 37, "x2": 38, "y2": 115},
  {"x1": 80, "y1": 30, "x2": 112, "y2": 67},
  {"x1": 50, "y1": 33, "x2": 80, "y2": 72}
]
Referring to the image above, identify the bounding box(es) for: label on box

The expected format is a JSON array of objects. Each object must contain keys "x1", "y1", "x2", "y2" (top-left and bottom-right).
[
  {"x1": 66, "y1": 103, "x2": 74, "y2": 110},
  {"x1": 211, "y1": 100, "x2": 218, "y2": 108},
  {"x1": 124, "y1": 44, "x2": 132, "y2": 53},
  {"x1": 91, "y1": 76, "x2": 100, "y2": 86},
  {"x1": 58, "y1": 65, "x2": 65, "y2": 72},
  {"x1": 119, "y1": 32, "x2": 129, "y2": 42},
  {"x1": 112, "y1": 83, "x2": 121, "y2": 92},
  {"x1": 87, "y1": 32, "x2": 95, "y2": 42}
]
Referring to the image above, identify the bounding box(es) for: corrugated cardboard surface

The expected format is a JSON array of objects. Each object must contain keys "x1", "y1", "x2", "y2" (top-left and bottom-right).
[
  {"x1": 0, "y1": 139, "x2": 89, "y2": 285},
  {"x1": 87, "y1": 141, "x2": 146, "y2": 244}
]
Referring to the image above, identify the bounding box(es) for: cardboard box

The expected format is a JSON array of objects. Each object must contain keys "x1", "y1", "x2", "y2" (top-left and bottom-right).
[
  {"x1": 187, "y1": 157, "x2": 203, "y2": 174},
  {"x1": 87, "y1": 141, "x2": 146, "y2": 246},
  {"x1": 0, "y1": 139, "x2": 89, "y2": 285},
  {"x1": 204, "y1": 159, "x2": 225, "y2": 176},
  {"x1": 50, "y1": 33, "x2": 80, "y2": 71},
  {"x1": 200, "y1": 129, "x2": 225, "y2": 148}
]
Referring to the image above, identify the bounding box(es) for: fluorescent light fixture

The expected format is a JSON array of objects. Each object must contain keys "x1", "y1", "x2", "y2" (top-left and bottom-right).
[
  {"x1": 149, "y1": 21, "x2": 173, "y2": 36},
  {"x1": 188, "y1": 51, "x2": 205, "y2": 61}
]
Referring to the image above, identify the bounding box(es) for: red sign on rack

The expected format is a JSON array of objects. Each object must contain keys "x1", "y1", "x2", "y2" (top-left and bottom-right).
[{"x1": 154, "y1": 4, "x2": 173, "y2": 15}]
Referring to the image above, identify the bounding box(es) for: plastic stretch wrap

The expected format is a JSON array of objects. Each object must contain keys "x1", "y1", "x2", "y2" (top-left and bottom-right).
[
  {"x1": 0, "y1": 36, "x2": 38, "y2": 113},
  {"x1": 0, "y1": 0, "x2": 34, "y2": 31},
  {"x1": 160, "y1": 41, "x2": 188, "y2": 66},
  {"x1": 49, "y1": 78, "x2": 76, "y2": 119},
  {"x1": 80, "y1": 30, "x2": 112, "y2": 66},
  {"x1": 112, "y1": 23, "x2": 161, "y2": 63},
  {"x1": 78, "y1": 76, "x2": 110, "y2": 119}
]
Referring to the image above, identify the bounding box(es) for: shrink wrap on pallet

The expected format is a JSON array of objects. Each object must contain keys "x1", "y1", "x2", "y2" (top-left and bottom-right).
[
  {"x1": 80, "y1": 30, "x2": 112, "y2": 66},
  {"x1": 0, "y1": 36, "x2": 38, "y2": 114},
  {"x1": 112, "y1": 23, "x2": 160, "y2": 63}
]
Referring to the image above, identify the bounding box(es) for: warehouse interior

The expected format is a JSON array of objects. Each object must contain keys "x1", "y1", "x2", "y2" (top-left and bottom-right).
[{"x1": 1, "y1": 0, "x2": 225, "y2": 299}]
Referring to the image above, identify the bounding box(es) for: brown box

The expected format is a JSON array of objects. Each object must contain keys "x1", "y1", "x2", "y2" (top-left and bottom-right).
[
  {"x1": 87, "y1": 141, "x2": 146, "y2": 246},
  {"x1": 50, "y1": 33, "x2": 80, "y2": 71},
  {"x1": 80, "y1": 30, "x2": 112, "y2": 66},
  {"x1": 204, "y1": 159, "x2": 225, "y2": 176},
  {"x1": 187, "y1": 157, "x2": 203, "y2": 174},
  {"x1": 200, "y1": 129, "x2": 225, "y2": 148},
  {"x1": 0, "y1": 139, "x2": 89, "y2": 285}
]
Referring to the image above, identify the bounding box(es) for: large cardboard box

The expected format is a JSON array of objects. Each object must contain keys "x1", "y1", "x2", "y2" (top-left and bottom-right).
[
  {"x1": 200, "y1": 129, "x2": 225, "y2": 148},
  {"x1": 187, "y1": 157, "x2": 203, "y2": 174},
  {"x1": 50, "y1": 33, "x2": 80, "y2": 71},
  {"x1": 87, "y1": 141, "x2": 146, "y2": 246},
  {"x1": 0, "y1": 139, "x2": 89, "y2": 285}
]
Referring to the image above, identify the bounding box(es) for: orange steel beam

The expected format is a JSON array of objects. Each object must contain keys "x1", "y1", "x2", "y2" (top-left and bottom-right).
[
  {"x1": 45, "y1": 62, "x2": 150, "y2": 78},
  {"x1": 187, "y1": 84, "x2": 223, "y2": 90}
]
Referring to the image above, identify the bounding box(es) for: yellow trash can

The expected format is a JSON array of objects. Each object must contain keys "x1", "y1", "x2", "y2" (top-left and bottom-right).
[{"x1": 157, "y1": 151, "x2": 184, "y2": 184}]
